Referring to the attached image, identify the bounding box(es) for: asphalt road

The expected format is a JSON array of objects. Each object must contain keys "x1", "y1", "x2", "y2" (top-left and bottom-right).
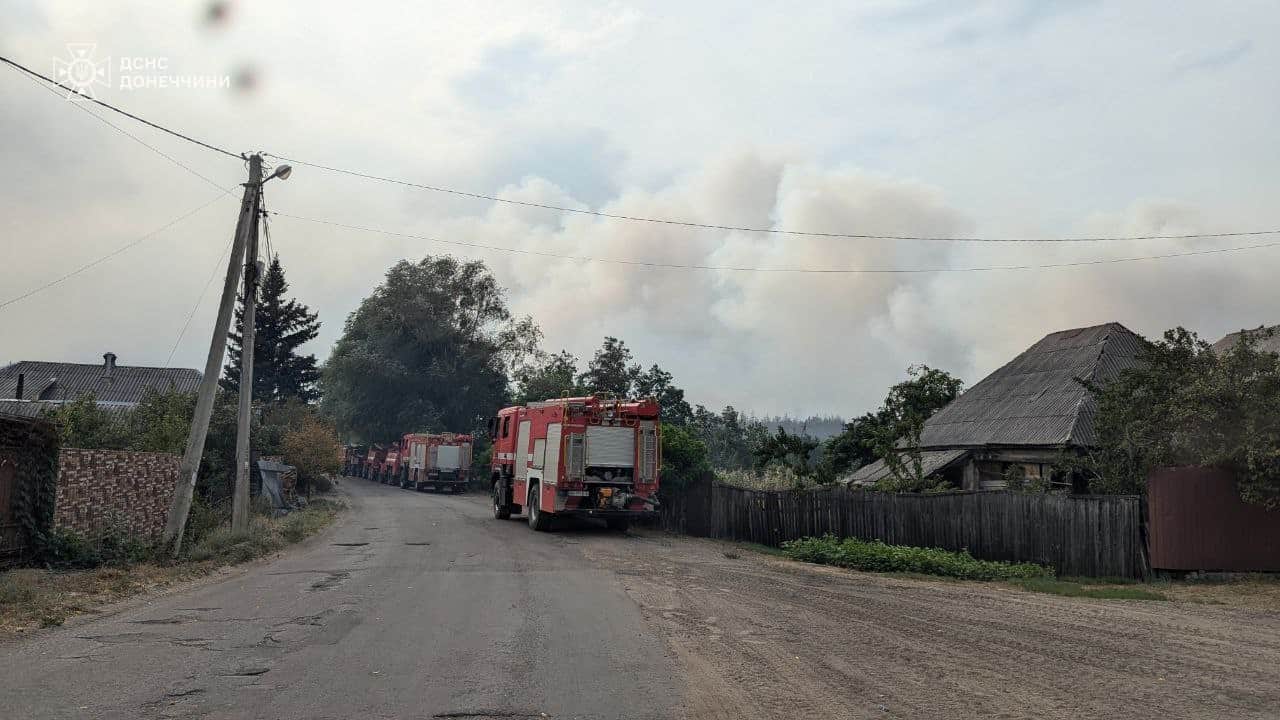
[{"x1": 0, "y1": 479, "x2": 681, "y2": 720}]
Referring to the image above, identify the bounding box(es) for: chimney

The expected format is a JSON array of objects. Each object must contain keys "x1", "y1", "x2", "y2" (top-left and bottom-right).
[
  {"x1": 14, "y1": 373, "x2": 23, "y2": 401},
  {"x1": 102, "y1": 352, "x2": 117, "y2": 379}
]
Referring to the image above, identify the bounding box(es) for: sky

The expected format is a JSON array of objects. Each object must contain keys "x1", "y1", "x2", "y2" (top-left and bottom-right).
[{"x1": 2, "y1": 0, "x2": 1279, "y2": 417}]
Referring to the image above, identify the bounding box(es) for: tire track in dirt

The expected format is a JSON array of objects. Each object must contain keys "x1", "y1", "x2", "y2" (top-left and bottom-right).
[{"x1": 584, "y1": 533, "x2": 1280, "y2": 720}]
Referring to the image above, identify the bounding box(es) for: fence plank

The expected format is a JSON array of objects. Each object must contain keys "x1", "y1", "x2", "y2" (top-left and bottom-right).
[{"x1": 659, "y1": 485, "x2": 1146, "y2": 578}]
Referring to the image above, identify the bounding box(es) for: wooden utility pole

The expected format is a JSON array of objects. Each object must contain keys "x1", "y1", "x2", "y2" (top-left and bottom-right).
[
  {"x1": 231, "y1": 180, "x2": 263, "y2": 532},
  {"x1": 162, "y1": 153, "x2": 263, "y2": 553}
]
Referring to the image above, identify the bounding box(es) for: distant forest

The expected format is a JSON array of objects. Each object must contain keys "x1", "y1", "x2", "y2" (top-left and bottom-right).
[{"x1": 757, "y1": 415, "x2": 847, "y2": 440}]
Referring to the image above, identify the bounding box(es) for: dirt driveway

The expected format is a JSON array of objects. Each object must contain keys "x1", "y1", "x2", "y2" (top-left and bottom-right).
[{"x1": 585, "y1": 530, "x2": 1280, "y2": 720}]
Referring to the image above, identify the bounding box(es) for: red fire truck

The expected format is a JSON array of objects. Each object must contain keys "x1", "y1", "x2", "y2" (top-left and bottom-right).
[
  {"x1": 489, "y1": 396, "x2": 660, "y2": 531},
  {"x1": 363, "y1": 444, "x2": 387, "y2": 481},
  {"x1": 395, "y1": 432, "x2": 473, "y2": 492}
]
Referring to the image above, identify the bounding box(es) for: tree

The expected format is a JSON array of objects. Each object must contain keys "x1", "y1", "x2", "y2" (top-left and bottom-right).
[
  {"x1": 1086, "y1": 327, "x2": 1280, "y2": 509},
  {"x1": 659, "y1": 422, "x2": 711, "y2": 497},
  {"x1": 515, "y1": 350, "x2": 582, "y2": 403},
  {"x1": 578, "y1": 336, "x2": 638, "y2": 397},
  {"x1": 322, "y1": 256, "x2": 535, "y2": 441},
  {"x1": 41, "y1": 393, "x2": 128, "y2": 450},
  {"x1": 222, "y1": 254, "x2": 321, "y2": 404},
  {"x1": 633, "y1": 363, "x2": 693, "y2": 426},
  {"x1": 754, "y1": 426, "x2": 820, "y2": 481},
  {"x1": 816, "y1": 365, "x2": 963, "y2": 489}
]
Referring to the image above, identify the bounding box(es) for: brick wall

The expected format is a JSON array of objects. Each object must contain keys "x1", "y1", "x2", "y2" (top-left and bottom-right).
[{"x1": 54, "y1": 448, "x2": 179, "y2": 539}]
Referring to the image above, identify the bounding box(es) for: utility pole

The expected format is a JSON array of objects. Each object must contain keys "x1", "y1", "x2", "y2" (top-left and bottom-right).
[
  {"x1": 231, "y1": 181, "x2": 263, "y2": 532},
  {"x1": 162, "y1": 153, "x2": 263, "y2": 554}
]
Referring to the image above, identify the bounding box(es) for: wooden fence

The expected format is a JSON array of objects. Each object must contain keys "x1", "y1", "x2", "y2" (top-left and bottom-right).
[{"x1": 660, "y1": 483, "x2": 1147, "y2": 579}]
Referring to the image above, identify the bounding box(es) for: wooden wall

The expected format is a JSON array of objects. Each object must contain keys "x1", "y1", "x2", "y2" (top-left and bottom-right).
[{"x1": 661, "y1": 484, "x2": 1147, "y2": 579}]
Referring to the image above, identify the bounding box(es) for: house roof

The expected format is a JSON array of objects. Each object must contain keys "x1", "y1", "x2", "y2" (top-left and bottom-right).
[
  {"x1": 0, "y1": 359, "x2": 200, "y2": 405},
  {"x1": 1211, "y1": 325, "x2": 1280, "y2": 356},
  {"x1": 918, "y1": 322, "x2": 1146, "y2": 449},
  {"x1": 846, "y1": 449, "x2": 971, "y2": 486}
]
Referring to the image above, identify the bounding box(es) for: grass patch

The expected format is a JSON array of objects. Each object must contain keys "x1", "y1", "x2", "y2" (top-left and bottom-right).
[
  {"x1": 1011, "y1": 577, "x2": 1167, "y2": 601},
  {"x1": 782, "y1": 535, "x2": 1051, "y2": 581},
  {"x1": 0, "y1": 498, "x2": 344, "y2": 637}
]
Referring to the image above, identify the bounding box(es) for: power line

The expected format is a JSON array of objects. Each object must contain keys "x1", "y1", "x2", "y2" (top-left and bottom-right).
[
  {"x1": 165, "y1": 235, "x2": 236, "y2": 368},
  {"x1": 18, "y1": 69, "x2": 227, "y2": 191},
  {"x1": 0, "y1": 191, "x2": 235, "y2": 311},
  {"x1": 269, "y1": 210, "x2": 1280, "y2": 274},
  {"x1": 0, "y1": 54, "x2": 242, "y2": 160},
  {"x1": 265, "y1": 153, "x2": 1280, "y2": 244}
]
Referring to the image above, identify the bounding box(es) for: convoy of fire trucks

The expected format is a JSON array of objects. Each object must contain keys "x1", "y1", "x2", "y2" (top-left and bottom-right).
[{"x1": 341, "y1": 394, "x2": 661, "y2": 532}]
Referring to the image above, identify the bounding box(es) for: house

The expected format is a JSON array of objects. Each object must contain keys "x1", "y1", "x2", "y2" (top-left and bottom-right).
[
  {"x1": 1211, "y1": 325, "x2": 1280, "y2": 355},
  {"x1": 0, "y1": 352, "x2": 201, "y2": 418},
  {"x1": 848, "y1": 322, "x2": 1146, "y2": 491}
]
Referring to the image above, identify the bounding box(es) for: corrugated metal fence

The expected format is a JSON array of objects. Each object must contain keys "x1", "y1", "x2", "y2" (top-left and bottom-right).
[
  {"x1": 661, "y1": 483, "x2": 1147, "y2": 578},
  {"x1": 1148, "y1": 467, "x2": 1280, "y2": 572}
]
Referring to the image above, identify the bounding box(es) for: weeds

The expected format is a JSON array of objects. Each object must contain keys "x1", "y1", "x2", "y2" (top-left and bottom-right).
[
  {"x1": 1011, "y1": 577, "x2": 1167, "y2": 601},
  {"x1": 782, "y1": 534, "x2": 1052, "y2": 581}
]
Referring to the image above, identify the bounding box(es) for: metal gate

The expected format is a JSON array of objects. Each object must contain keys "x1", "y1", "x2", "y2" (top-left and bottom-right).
[{"x1": 0, "y1": 454, "x2": 21, "y2": 560}]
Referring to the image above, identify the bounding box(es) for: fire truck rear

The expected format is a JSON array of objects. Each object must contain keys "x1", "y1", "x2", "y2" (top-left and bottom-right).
[
  {"x1": 401, "y1": 432, "x2": 473, "y2": 492},
  {"x1": 489, "y1": 396, "x2": 660, "y2": 531}
]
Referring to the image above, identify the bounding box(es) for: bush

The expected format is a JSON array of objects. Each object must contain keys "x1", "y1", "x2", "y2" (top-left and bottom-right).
[
  {"x1": 781, "y1": 534, "x2": 1052, "y2": 581},
  {"x1": 39, "y1": 526, "x2": 154, "y2": 569},
  {"x1": 281, "y1": 413, "x2": 342, "y2": 494}
]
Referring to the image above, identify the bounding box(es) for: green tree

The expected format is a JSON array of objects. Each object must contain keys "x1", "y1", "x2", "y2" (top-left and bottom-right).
[
  {"x1": 1086, "y1": 327, "x2": 1280, "y2": 509},
  {"x1": 41, "y1": 393, "x2": 128, "y2": 450},
  {"x1": 322, "y1": 256, "x2": 535, "y2": 441},
  {"x1": 754, "y1": 426, "x2": 821, "y2": 482},
  {"x1": 281, "y1": 412, "x2": 342, "y2": 494},
  {"x1": 633, "y1": 364, "x2": 693, "y2": 426},
  {"x1": 125, "y1": 388, "x2": 196, "y2": 453},
  {"x1": 578, "y1": 336, "x2": 638, "y2": 397},
  {"x1": 658, "y1": 422, "x2": 711, "y2": 496},
  {"x1": 515, "y1": 350, "x2": 582, "y2": 403},
  {"x1": 222, "y1": 254, "x2": 321, "y2": 403}
]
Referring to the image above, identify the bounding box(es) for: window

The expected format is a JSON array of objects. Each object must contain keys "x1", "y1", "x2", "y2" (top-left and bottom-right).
[{"x1": 502, "y1": 416, "x2": 510, "y2": 438}]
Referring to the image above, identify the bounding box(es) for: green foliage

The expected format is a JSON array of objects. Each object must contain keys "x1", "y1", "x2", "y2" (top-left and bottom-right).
[
  {"x1": 753, "y1": 427, "x2": 822, "y2": 482},
  {"x1": 222, "y1": 254, "x2": 322, "y2": 403},
  {"x1": 692, "y1": 405, "x2": 768, "y2": 470},
  {"x1": 818, "y1": 365, "x2": 963, "y2": 489},
  {"x1": 124, "y1": 388, "x2": 196, "y2": 453},
  {"x1": 322, "y1": 256, "x2": 531, "y2": 441},
  {"x1": 717, "y1": 466, "x2": 810, "y2": 491},
  {"x1": 578, "y1": 336, "x2": 638, "y2": 397},
  {"x1": 514, "y1": 349, "x2": 582, "y2": 403},
  {"x1": 782, "y1": 535, "x2": 1052, "y2": 581},
  {"x1": 1011, "y1": 577, "x2": 1166, "y2": 601},
  {"x1": 658, "y1": 422, "x2": 711, "y2": 496},
  {"x1": 41, "y1": 393, "x2": 128, "y2": 450},
  {"x1": 39, "y1": 526, "x2": 154, "y2": 569},
  {"x1": 1086, "y1": 327, "x2": 1280, "y2": 509},
  {"x1": 633, "y1": 364, "x2": 693, "y2": 426},
  {"x1": 183, "y1": 520, "x2": 284, "y2": 564}
]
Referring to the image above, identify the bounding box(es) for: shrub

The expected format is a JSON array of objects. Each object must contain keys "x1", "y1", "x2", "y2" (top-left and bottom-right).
[
  {"x1": 781, "y1": 534, "x2": 1052, "y2": 581},
  {"x1": 281, "y1": 413, "x2": 342, "y2": 494},
  {"x1": 39, "y1": 526, "x2": 154, "y2": 569}
]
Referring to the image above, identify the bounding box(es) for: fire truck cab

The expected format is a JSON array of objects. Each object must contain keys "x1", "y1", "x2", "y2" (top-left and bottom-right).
[{"x1": 489, "y1": 396, "x2": 660, "y2": 532}]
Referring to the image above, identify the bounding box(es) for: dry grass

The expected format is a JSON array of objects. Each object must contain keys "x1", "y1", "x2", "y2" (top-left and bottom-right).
[
  {"x1": 0, "y1": 498, "x2": 343, "y2": 637},
  {"x1": 1161, "y1": 574, "x2": 1280, "y2": 609}
]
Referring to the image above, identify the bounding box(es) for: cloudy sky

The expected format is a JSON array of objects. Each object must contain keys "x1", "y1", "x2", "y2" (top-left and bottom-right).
[{"x1": 3, "y1": 1, "x2": 1279, "y2": 416}]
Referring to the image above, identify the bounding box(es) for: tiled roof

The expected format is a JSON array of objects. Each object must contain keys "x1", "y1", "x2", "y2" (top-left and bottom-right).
[
  {"x1": 918, "y1": 322, "x2": 1146, "y2": 449},
  {"x1": 0, "y1": 360, "x2": 200, "y2": 405}
]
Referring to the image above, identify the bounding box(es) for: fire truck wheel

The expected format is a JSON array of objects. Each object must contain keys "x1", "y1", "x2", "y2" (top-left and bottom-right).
[
  {"x1": 527, "y1": 484, "x2": 552, "y2": 532},
  {"x1": 492, "y1": 481, "x2": 511, "y2": 520}
]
